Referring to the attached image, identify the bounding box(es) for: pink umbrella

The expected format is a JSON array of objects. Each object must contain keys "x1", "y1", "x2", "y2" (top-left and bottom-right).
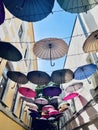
[
  {"x1": 49, "y1": 109, "x2": 59, "y2": 117},
  {"x1": 18, "y1": 87, "x2": 36, "y2": 98},
  {"x1": 63, "y1": 93, "x2": 79, "y2": 100},
  {"x1": 42, "y1": 105, "x2": 55, "y2": 111}
]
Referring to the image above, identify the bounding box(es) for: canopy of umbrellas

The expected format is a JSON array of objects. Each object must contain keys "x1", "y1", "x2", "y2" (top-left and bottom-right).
[
  {"x1": 0, "y1": 0, "x2": 98, "y2": 125},
  {"x1": 6, "y1": 62, "x2": 97, "y2": 121}
]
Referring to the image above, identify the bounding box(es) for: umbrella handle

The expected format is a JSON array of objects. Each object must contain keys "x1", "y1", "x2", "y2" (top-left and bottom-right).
[
  {"x1": 49, "y1": 43, "x2": 55, "y2": 67},
  {"x1": 50, "y1": 59, "x2": 55, "y2": 66}
]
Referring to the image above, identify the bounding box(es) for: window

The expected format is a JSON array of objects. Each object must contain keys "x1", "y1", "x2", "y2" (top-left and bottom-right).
[
  {"x1": 18, "y1": 24, "x2": 24, "y2": 47},
  {"x1": 0, "y1": 64, "x2": 10, "y2": 100},
  {"x1": 18, "y1": 24, "x2": 23, "y2": 40}
]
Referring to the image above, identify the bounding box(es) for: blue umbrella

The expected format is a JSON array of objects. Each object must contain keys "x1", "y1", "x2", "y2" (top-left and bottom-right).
[
  {"x1": 74, "y1": 63, "x2": 97, "y2": 84},
  {"x1": 3, "y1": 0, "x2": 55, "y2": 22},
  {"x1": 57, "y1": 0, "x2": 98, "y2": 14}
]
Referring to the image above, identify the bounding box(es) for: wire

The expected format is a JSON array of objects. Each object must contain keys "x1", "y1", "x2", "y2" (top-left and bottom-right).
[{"x1": 2, "y1": 31, "x2": 92, "y2": 44}]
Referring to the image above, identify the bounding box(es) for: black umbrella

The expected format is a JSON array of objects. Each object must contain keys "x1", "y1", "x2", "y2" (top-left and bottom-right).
[
  {"x1": 0, "y1": 41, "x2": 22, "y2": 61},
  {"x1": 27, "y1": 70, "x2": 51, "y2": 85},
  {"x1": 51, "y1": 69, "x2": 74, "y2": 84},
  {"x1": 7, "y1": 71, "x2": 28, "y2": 84}
]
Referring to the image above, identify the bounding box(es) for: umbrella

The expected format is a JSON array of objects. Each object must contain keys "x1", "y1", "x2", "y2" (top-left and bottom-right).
[
  {"x1": 18, "y1": 87, "x2": 36, "y2": 98},
  {"x1": 51, "y1": 69, "x2": 74, "y2": 84},
  {"x1": 29, "y1": 110, "x2": 40, "y2": 118},
  {"x1": 27, "y1": 70, "x2": 51, "y2": 85},
  {"x1": 74, "y1": 63, "x2": 97, "y2": 84},
  {"x1": 83, "y1": 30, "x2": 98, "y2": 53},
  {"x1": 3, "y1": 0, "x2": 55, "y2": 22},
  {"x1": 58, "y1": 102, "x2": 70, "y2": 112},
  {"x1": 20, "y1": 96, "x2": 34, "y2": 103},
  {"x1": 0, "y1": 41, "x2": 22, "y2": 61},
  {"x1": 42, "y1": 105, "x2": 55, "y2": 111},
  {"x1": 65, "y1": 82, "x2": 83, "y2": 93},
  {"x1": 33, "y1": 38, "x2": 68, "y2": 66},
  {"x1": 0, "y1": 0, "x2": 5, "y2": 25},
  {"x1": 49, "y1": 109, "x2": 59, "y2": 117},
  {"x1": 34, "y1": 97, "x2": 48, "y2": 105},
  {"x1": 63, "y1": 92, "x2": 79, "y2": 100},
  {"x1": 57, "y1": 0, "x2": 98, "y2": 14},
  {"x1": 7, "y1": 71, "x2": 28, "y2": 84},
  {"x1": 26, "y1": 103, "x2": 38, "y2": 111},
  {"x1": 49, "y1": 96, "x2": 62, "y2": 104},
  {"x1": 43, "y1": 85, "x2": 62, "y2": 97}
]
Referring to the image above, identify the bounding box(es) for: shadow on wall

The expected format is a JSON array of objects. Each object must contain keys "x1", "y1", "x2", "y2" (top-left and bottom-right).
[
  {"x1": 78, "y1": 95, "x2": 98, "y2": 129},
  {"x1": 83, "y1": 12, "x2": 98, "y2": 32}
]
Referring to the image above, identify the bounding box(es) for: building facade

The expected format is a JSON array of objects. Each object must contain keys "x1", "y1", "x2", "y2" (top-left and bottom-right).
[
  {"x1": 63, "y1": 5, "x2": 98, "y2": 130},
  {"x1": 0, "y1": 8, "x2": 38, "y2": 130}
]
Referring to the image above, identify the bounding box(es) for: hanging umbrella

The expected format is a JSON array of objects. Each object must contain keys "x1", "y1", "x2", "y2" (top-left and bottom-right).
[
  {"x1": 7, "y1": 71, "x2": 28, "y2": 84},
  {"x1": 42, "y1": 105, "x2": 55, "y2": 111},
  {"x1": 63, "y1": 92, "x2": 79, "y2": 100},
  {"x1": 49, "y1": 96, "x2": 62, "y2": 104},
  {"x1": 43, "y1": 85, "x2": 62, "y2": 97},
  {"x1": 34, "y1": 97, "x2": 48, "y2": 105},
  {"x1": 57, "y1": 0, "x2": 98, "y2": 14},
  {"x1": 20, "y1": 96, "x2": 34, "y2": 103},
  {"x1": 26, "y1": 102, "x2": 38, "y2": 111},
  {"x1": 18, "y1": 87, "x2": 36, "y2": 98},
  {"x1": 27, "y1": 70, "x2": 51, "y2": 85},
  {"x1": 58, "y1": 102, "x2": 70, "y2": 112},
  {"x1": 65, "y1": 82, "x2": 83, "y2": 93},
  {"x1": 0, "y1": 41, "x2": 22, "y2": 61},
  {"x1": 74, "y1": 63, "x2": 97, "y2": 84},
  {"x1": 29, "y1": 110, "x2": 41, "y2": 118},
  {"x1": 83, "y1": 30, "x2": 98, "y2": 53},
  {"x1": 3, "y1": 0, "x2": 55, "y2": 22},
  {"x1": 33, "y1": 38, "x2": 68, "y2": 66},
  {"x1": 51, "y1": 69, "x2": 74, "y2": 84},
  {"x1": 49, "y1": 109, "x2": 59, "y2": 117},
  {"x1": 0, "y1": 0, "x2": 5, "y2": 25}
]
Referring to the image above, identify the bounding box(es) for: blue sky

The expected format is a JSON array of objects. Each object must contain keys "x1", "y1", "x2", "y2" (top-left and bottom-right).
[{"x1": 33, "y1": 1, "x2": 76, "y2": 75}]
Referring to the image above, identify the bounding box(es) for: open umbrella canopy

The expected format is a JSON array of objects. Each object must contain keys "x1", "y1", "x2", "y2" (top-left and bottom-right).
[
  {"x1": 20, "y1": 96, "x2": 34, "y2": 103},
  {"x1": 3, "y1": 0, "x2": 55, "y2": 22},
  {"x1": 65, "y1": 82, "x2": 83, "y2": 93},
  {"x1": 0, "y1": 41, "x2": 22, "y2": 61},
  {"x1": 74, "y1": 63, "x2": 97, "y2": 83},
  {"x1": 34, "y1": 97, "x2": 48, "y2": 105},
  {"x1": 42, "y1": 105, "x2": 55, "y2": 111},
  {"x1": 18, "y1": 87, "x2": 36, "y2": 98},
  {"x1": 57, "y1": 0, "x2": 98, "y2": 13},
  {"x1": 49, "y1": 109, "x2": 59, "y2": 117},
  {"x1": 58, "y1": 102, "x2": 70, "y2": 112},
  {"x1": 26, "y1": 102, "x2": 38, "y2": 111},
  {"x1": 33, "y1": 38, "x2": 68, "y2": 66},
  {"x1": 83, "y1": 30, "x2": 98, "y2": 53},
  {"x1": 63, "y1": 92, "x2": 79, "y2": 100},
  {"x1": 51, "y1": 69, "x2": 74, "y2": 84},
  {"x1": 7, "y1": 71, "x2": 28, "y2": 84},
  {"x1": 29, "y1": 110, "x2": 41, "y2": 118},
  {"x1": 27, "y1": 70, "x2": 51, "y2": 85},
  {"x1": 43, "y1": 85, "x2": 62, "y2": 97},
  {"x1": 0, "y1": 0, "x2": 5, "y2": 25}
]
